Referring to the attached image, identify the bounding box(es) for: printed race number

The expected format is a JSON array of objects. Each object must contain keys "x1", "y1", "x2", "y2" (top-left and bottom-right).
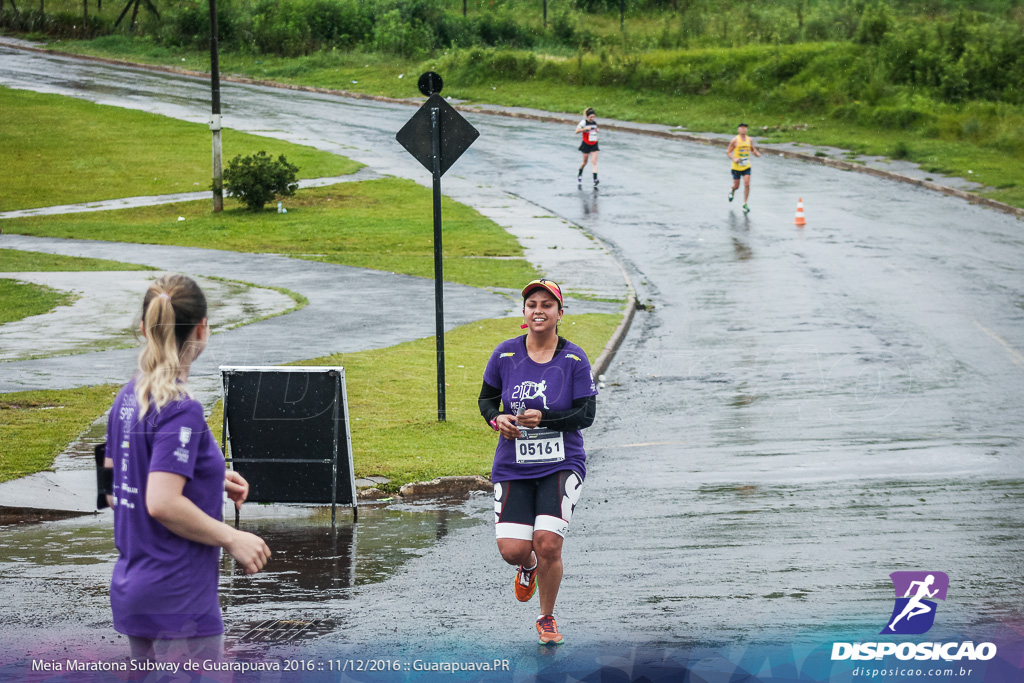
[{"x1": 515, "y1": 427, "x2": 565, "y2": 464}]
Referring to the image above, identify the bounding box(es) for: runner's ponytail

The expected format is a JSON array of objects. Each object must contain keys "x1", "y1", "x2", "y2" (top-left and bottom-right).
[{"x1": 135, "y1": 274, "x2": 207, "y2": 415}]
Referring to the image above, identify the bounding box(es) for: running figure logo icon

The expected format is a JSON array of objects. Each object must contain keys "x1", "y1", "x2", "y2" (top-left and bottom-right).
[
  {"x1": 881, "y1": 571, "x2": 949, "y2": 635},
  {"x1": 515, "y1": 380, "x2": 550, "y2": 410}
]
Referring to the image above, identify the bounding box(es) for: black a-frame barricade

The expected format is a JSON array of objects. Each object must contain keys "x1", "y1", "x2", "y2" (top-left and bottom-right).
[{"x1": 220, "y1": 366, "x2": 357, "y2": 526}]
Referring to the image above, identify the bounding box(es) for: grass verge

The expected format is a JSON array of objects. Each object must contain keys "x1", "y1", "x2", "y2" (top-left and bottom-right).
[
  {"x1": 0, "y1": 279, "x2": 76, "y2": 324},
  {"x1": 206, "y1": 313, "x2": 620, "y2": 488},
  {"x1": 1, "y1": 180, "x2": 539, "y2": 289},
  {"x1": 0, "y1": 248, "x2": 156, "y2": 272},
  {"x1": 0, "y1": 85, "x2": 363, "y2": 212},
  {"x1": 0, "y1": 314, "x2": 619, "y2": 484},
  {"x1": 0, "y1": 385, "x2": 120, "y2": 483}
]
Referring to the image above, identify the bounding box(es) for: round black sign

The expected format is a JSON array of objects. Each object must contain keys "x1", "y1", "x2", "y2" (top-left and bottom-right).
[{"x1": 418, "y1": 72, "x2": 443, "y2": 97}]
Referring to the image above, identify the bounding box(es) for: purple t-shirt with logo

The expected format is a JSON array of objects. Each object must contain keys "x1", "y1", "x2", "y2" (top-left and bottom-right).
[
  {"x1": 106, "y1": 379, "x2": 226, "y2": 639},
  {"x1": 483, "y1": 336, "x2": 598, "y2": 483}
]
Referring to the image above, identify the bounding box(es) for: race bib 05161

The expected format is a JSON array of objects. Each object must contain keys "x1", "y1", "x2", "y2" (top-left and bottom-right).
[{"x1": 515, "y1": 427, "x2": 565, "y2": 464}]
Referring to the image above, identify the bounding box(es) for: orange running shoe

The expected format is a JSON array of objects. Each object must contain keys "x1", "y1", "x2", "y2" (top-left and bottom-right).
[
  {"x1": 536, "y1": 615, "x2": 564, "y2": 645},
  {"x1": 514, "y1": 562, "x2": 538, "y2": 602}
]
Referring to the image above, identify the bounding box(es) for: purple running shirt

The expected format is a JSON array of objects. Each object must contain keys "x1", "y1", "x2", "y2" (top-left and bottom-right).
[
  {"x1": 483, "y1": 336, "x2": 598, "y2": 482},
  {"x1": 106, "y1": 379, "x2": 226, "y2": 639}
]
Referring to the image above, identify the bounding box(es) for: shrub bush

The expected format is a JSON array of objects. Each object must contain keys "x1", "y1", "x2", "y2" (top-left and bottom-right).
[
  {"x1": 0, "y1": 8, "x2": 108, "y2": 38},
  {"x1": 549, "y1": 5, "x2": 578, "y2": 46},
  {"x1": 854, "y1": 0, "x2": 891, "y2": 45},
  {"x1": 157, "y1": 0, "x2": 211, "y2": 49},
  {"x1": 372, "y1": 8, "x2": 434, "y2": 58},
  {"x1": 870, "y1": 105, "x2": 934, "y2": 130},
  {"x1": 303, "y1": 0, "x2": 370, "y2": 48},
  {"x1": 223, "y1": 152, "x2": 298, "y2": 212},
  {"x1": 473, "y1": 11, "x2": 535, "y2": 48}
]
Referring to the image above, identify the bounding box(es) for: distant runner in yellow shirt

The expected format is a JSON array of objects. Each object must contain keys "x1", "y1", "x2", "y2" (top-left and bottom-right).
[{"x1": 726, "y1": 122, "x2": 761, "y2": 214}]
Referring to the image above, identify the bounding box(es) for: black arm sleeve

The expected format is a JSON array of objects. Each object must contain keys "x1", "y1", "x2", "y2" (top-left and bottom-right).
[
  {"x1": 538, "y1": 394, "x2": 596, "y2": 431},
  {"x1": 478, "y1": 380, "x2": 502, "y2": 425}
]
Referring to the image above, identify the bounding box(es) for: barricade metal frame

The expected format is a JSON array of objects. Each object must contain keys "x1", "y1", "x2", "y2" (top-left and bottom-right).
[{"x1": 219, "y1": 366, "x2": 357, "y2": 525}]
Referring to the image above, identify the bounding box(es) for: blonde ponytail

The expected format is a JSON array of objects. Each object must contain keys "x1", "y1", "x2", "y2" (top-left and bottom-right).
[{"x1": 135, "y1": 275, "x2": 208, "y2": 415}]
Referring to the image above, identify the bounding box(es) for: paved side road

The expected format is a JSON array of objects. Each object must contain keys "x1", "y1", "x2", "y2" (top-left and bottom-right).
[
  {"x1": 0, "y1": 271, "x2": 295, "y2": 362},
  {"x1": 0, "y1": 235, "x2": 509, "y2": 395}
]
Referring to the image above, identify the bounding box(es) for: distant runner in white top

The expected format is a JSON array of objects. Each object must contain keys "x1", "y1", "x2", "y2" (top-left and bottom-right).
[{"x1": 575, "y1": 107, "x2": 599, "y2": 188}]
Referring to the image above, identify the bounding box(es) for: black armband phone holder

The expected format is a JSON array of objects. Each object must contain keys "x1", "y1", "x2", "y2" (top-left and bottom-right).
[{"x1": 94, "y1": 442, "x2": 113, "y2": 509}]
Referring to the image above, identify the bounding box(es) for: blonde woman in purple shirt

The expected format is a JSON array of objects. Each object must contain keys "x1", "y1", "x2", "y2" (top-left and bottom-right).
[
  {"x1": 105, "y1": 274, "x2": 270, "y2": 664},
  {"x1": 479, "y1": 278, "x2": 598, "y2": 645}
]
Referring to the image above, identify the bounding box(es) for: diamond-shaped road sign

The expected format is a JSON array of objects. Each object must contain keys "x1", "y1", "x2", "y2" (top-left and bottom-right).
[{"x1": 396, "y1": 94, "x2": 479, "y2": 177}]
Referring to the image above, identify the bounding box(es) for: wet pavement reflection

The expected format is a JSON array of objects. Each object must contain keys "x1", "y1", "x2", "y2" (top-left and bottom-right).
[
  {"x1": 0, "y1": 498, "x2": 485, "y2": 649},
  {"x1": 223, "y1": 502, "x2": 477, "y2": 602}
]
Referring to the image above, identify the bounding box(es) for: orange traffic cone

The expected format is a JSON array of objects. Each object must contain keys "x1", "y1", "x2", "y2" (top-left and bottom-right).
[{"x1": 794, "y1": 198, "x2": 807, "y2": 227}]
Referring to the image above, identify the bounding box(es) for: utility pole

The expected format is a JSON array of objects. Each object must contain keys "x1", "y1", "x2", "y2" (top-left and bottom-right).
[{"x1": 209, "y1": 0, "x2": 223, "y2": 212}]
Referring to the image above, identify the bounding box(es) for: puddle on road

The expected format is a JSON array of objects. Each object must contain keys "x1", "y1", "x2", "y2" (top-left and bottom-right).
[
  {"x1": 0, "y1": 498, "x2": 485, "y2": 643},
  {"x1": 220, "y1": 502, "x2": 479, "y2": 603}
]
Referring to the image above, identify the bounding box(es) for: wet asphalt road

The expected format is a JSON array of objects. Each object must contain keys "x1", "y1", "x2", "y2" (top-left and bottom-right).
[{"x1": 1, "y1": 47, "x2": 1023, "y2": 676}]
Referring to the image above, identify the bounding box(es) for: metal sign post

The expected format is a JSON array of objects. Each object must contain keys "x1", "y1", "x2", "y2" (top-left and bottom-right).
[
  {"x1": 429, "y1": 103, "x2": 446, "y2": 422},
  {"x1": 396, "y1": 72, "x2": 479, "y2": 422}
]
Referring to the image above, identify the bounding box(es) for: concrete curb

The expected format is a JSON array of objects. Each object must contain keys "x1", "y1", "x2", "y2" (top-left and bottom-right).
[
  {"x1": 4, "y1": 41, "x2": 1020, "y2": 221},
  {"x1": 398, "y1": 475, "x2": 491, "y2": 499},
  {"x1": 590, "y1": 248, "x2": 638, "y2": 381},
  {"x1": 593, "y1": 294, "x2": 637, "y2": 381},
  {"x1": 357, "y1": 476, "x2": 491, "y2": 501}
]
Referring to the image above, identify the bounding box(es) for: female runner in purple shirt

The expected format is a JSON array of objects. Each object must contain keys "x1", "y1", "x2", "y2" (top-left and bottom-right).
[
  {"x1": 105, "y1": 274, "x2": 270, "y2": 664},
  {"x1": 479, "y1": 278, "x2": 598, "y2": 645}
]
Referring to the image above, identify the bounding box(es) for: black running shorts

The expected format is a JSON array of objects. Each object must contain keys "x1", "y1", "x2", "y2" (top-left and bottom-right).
[
  {"x1": 494, "y1": 470, "x2": 583, "y2": 540},
  {"x1": 579, "y1": 142, "x2": 599, "y2": 154},
  {"x1": 731, "y1": 168, "x2": 751, "y2": 179}
]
